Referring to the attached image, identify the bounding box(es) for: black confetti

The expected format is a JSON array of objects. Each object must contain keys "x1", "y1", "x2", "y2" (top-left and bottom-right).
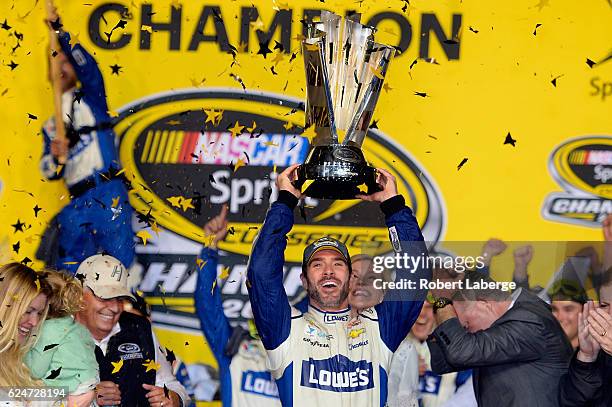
[
  {"x1": 46, "y1": 367, "x2": 61, "y2": 380},
  {"x1": 165, "y1": 347, "x2": 176, "y2": 364},
  {"x1": 50, "y1": 17, "x2": 63, "y2": 31},
  {"x1": 273, "y1": 40, "x2": 284, "y2": 52},
  {"x1": 369, "y1": 120, "x2": 379, "y2": 129},
  {"x1": 7, "y1": 61, "x2": 18, "y2": 70},
  {"x1": 11, "y1": 219, "x2": 25, "y2": 233},
  {"x1": 21, "y1": 257, "x2": 32, "y2": 265},
  {"x1": 457, "y1": 158, "x2": 468, "y2": 170},
  {"x1": 533, "y1": 23, "x2": 542, "y2": 36},
  {"x1": 257, "y1": 39, "x2": 272, "y2": 58},
  {"x1": 414, "y1": 92, "x2": 428, "y2": 97},
  {"x1": 113, "y1": 20, "x2": 127, "y2": 30},
  {"x1": 469, "y1": 26, "x2": 479, "y2": 33},
  {"x1": 12, "y1": 241, "x2": 19, "y2": 254},
  {"x1": 504, "y1": 132, "x2": 516, "y2": 147},
  {"x1": 586, "y1": 58, "x2": 596, "y2": 68},
  {"x1": 43, "y1": 343, "x2": 59, "y2": 352},
  {"x1": 27, "y1": 113, "x2": 38, "y2": 120},
  {"x1": 33, "y1": 205, "x2": 42, "y2": 217},
  {"x1": 1, "y1": 19, "x2": 11, "y2": 30},
  {"x1": 110, "y1": 64, "x2": 122, "y2": 75},
  {"x1": 409, "y1": 59, "x2": 418, "y2": 69}
]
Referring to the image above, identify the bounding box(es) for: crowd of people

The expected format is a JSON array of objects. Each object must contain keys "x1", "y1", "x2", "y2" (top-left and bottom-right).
[{"x1": 1, "y1": 8, "x2": 612, "y2": 407}]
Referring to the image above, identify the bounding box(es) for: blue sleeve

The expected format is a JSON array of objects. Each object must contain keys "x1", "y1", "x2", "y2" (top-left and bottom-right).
[
  {"x1": 246, "y1": 201, "x2": 293, "y2": 350},
  {"x1": 57, "y1": 31, "x2": 108, "y2": 108},
  {"x1": 39, "y1": 124, "x2": 63, "y2": 180},
  {"x1": 194, "y1": 247, "x2": 232, "y2": 367},
  {"x1": 375, "y1": 205, "x2": 430, "y2": 352}
]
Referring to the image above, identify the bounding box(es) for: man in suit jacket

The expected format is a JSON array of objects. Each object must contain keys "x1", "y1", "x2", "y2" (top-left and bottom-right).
[{"x1": 426, "y1": 271, "x2": 573, "y2": 407}]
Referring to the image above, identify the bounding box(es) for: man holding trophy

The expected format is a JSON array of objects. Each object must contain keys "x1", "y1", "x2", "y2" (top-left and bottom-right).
[{"x1": 246, "y1": 12, "x2": 430, "y2": 406}]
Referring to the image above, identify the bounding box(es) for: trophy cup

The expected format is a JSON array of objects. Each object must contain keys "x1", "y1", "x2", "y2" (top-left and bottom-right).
[{"x1": 295, "y1": 11, "x2": 395, "y2": 200}]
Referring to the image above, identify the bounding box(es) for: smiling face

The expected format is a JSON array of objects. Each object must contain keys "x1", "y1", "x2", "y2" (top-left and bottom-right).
[
  {"x1": 411, "y1": 301, "x2": 434, "y2": 341},
  {"x1": 50, "y1": 51, "x2": 77, "y2": 93},
  {"x1": 349, "y1": 258, "x2": 384, "y2": 310},
  {"x1": 76, "y1": 288, "x2": 124, "y2": 341},
  {"x1": 17, "y1": 293, "x2": 48, "y2": 345},
  {"x1": 551, "y1": 300, "x2": 581, "y2": 347},
  {"x1": 301, "y1": 249, "x2": 350, "y2": 311}
]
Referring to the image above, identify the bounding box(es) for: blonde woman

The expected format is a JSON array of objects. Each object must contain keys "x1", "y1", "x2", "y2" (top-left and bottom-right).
[
  {"x1": 24, "y1": 271, "x2": 99, "y2": 407},
  {"x1": 0, "y1": 263, "x2": 52, "y2": 397}
]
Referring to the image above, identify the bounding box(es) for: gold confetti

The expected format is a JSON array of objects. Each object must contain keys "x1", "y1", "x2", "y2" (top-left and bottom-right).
[
  {"x1": 141, "y1": 25, "x2": 153, "y2": 33},
  {"x1": 250, "y1": 18, "x2": 265, "y2": 31},
  {"x1": 301, "y1": 179, "x2": 314, "y2": 193},
  {"x1": 142, "y1": 359, "x2": 161, "y2": 372},
  {"x1": 167, "y1": 196, "x2": 182, "y2": 208},
  {"x1": 180, "y1": 198, "x2": 195, "y2": 212},
  {"x1": 246, "y1": 121, "x2": 257, "y2": 133},
  {"x1": 348, "y1": 328, "x2": 365, "y2": 338},
  {"x1": 136, "y1": 230, "x2": 152, "y2": 246},
  {"x1": 357, "y1": 183, "x2": 368, "y2": 193},
  {"x1": 111, "y1": 359, "x2": 124, "y2": 374},
  {"x1": 370, "y1": 66, "x2": 385, "y2": 80},
  {"x1": 150, "y1": 222, "x2": 160, "y2": 235},
  {"x1": 196, "y1": 258, "x2": 208, "y2": 269},
  {"x1": 219, "y1": 266, "x2": 230, "y2": 280},
  {"x1": 233, "y1": 158, "x2": 246, "y2": 173},
  {"x1": 111, "y1": 196, "x2": 120, "y2": 208},
  {"x1": 304, "y1": 43, "x2": 320, "y2": 51},
  {"x1": 229, "y1": 121, "x2": 245, "y2": 138},
  {"x1": 283, "y1": 122, "x2": 295, "y2": 131},
  {"x1": 264, "y1": 141, "x2": 279, "y2": 147}
]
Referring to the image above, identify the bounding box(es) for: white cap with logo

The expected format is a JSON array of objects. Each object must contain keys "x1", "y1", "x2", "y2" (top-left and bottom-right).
[{"x1": 76, "y1": 254, "x2": 135, "y2": 301}]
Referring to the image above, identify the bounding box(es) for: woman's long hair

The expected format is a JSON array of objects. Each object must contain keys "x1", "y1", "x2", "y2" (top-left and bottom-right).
[{"x1": 0, "y1": 263, "x2": 52, "y2": 386}]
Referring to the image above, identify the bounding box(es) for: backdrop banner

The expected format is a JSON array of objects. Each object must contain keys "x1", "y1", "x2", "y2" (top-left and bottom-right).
[{"x1": 0, "y1": 0, "x2": 610, "y2": 404}]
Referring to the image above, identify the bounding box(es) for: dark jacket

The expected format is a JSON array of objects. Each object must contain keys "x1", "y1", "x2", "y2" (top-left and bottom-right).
[
  {"x1": 559, "y1": 350, "x2": 612, "y2": 406},
  {"x1": 427, "y1": 289, "x2": 573, "y2": 407},
  {"x1": 95, "y1": 312, "x2": 156, "y2": 406}
]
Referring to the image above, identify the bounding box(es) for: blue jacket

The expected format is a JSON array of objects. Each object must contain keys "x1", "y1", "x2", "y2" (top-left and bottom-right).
[
  {"x1": 195, "y1": 247, "x2": 281, "y2": 406},
  {"x1": 246, "y1": 193, "x2": 430, "y2": 406},
  {"x1": 40, "y1": 31, "x2": 119, "y2": 187}
]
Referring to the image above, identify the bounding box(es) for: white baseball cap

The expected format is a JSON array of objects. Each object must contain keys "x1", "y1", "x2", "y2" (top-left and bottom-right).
[{"x1": 76, "y1": 254, "x2": 135, "y2": 301}]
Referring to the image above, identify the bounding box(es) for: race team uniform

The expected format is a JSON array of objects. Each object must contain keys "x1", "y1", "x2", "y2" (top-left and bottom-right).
[
  {"x1": 247, "y1": 192, "x2": 430, "y2": 406},
  {"x1": 195, "y1": 247, "x2": 281, "y2": 406},
  {"x1": 40, "y1": 31, "x2": 133, "y2": 273}
]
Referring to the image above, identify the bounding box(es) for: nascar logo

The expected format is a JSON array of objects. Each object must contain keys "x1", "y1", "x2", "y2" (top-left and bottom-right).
[
  {"x1": 301, "y1": 355, "x2": 373, "y2": 392},
  {"x1": 543, "y1": 136, "x2": 612, "y2": 227},
  {"x1": 240, "y1": 370, "x2": 279, "y2": 398}
]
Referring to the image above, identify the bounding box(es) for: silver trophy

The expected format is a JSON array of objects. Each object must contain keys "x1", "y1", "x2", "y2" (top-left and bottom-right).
[{"x1": 295, "y1": 11, "x2": 395, "y2": 199}]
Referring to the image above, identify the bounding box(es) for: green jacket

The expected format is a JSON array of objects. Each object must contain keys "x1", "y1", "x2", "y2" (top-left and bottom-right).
[{"x1": 25, "y1": 317, "x2": 99, "y2": 394}]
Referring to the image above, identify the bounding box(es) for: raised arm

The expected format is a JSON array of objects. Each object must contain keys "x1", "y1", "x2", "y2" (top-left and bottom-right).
[
  {"x1": 246, "y1": 165, "x2": 300, "y2": 350},
  {"x1": 194, "y1": 206, "x2": 232, "y2": 363},
  {"x1": 359, "y1": 168, "x2": 430, "y2": 352}
]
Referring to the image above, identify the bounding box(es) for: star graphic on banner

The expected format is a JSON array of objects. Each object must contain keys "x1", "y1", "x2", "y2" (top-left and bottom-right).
[{"x1": 229, "y1": 121, "x2": 245, "y2": 138}]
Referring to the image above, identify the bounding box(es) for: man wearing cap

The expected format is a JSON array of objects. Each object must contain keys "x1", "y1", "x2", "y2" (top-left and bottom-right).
[
  {"x1": 75, "y1": 254, "x2": 190, "y2": 407},
  {"x1": 246, "y1": 165, "x2": 429, "y2": 406}
]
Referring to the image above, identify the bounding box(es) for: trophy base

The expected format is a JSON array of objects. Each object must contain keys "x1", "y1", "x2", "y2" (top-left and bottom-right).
[{"x1": 295, "y1": 145, "x2": 380, "y2": 200}]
